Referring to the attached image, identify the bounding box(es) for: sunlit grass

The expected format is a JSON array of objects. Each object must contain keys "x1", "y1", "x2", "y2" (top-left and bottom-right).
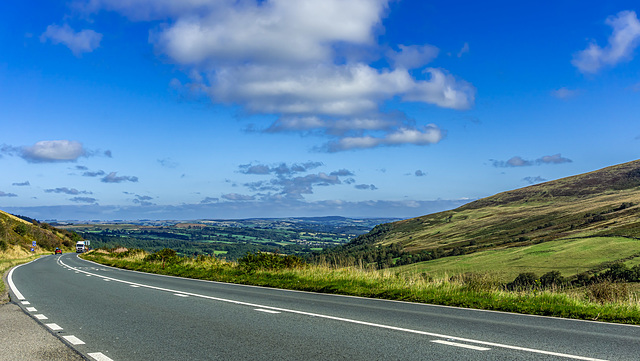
[{"x1": 83, "y1": 249, "x2": 640, "y2": 325}]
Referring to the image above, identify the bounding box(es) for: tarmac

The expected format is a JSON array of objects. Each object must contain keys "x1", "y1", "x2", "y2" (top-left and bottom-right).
[{"x1": 1, "y1": 269, "x2": 85, "y2": 361}]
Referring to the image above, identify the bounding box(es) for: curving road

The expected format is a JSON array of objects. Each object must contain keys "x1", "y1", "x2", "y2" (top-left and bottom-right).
[{"x1": 8, "y1": 254, "x2": 640, "y2": 360}]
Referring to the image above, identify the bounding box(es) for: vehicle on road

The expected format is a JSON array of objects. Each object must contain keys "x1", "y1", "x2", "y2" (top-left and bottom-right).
[
  {"x1": 75, "y1": 241, "x2": 90, "y2": 253},
  {"x1": 55, "y1": 248, "x2": 62, "y2": 254}
]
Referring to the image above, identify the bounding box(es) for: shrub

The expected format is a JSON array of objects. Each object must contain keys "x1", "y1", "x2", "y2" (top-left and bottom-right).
[
  {"x1": 507, "y1": 272, "x2": 538, "y2": 291},
  {"x1": 238, "y1": 252, "x2": 305, "y2": 272},
  {"x1": 586, "y1": 280, "x2": 630, "y2": 304},
  {"x1": 540, "y1": 270, "x2": 565, "y2": 289}
]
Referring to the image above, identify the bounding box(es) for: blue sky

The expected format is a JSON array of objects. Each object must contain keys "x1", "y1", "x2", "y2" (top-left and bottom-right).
[{"x1": 1, "y1": 0, "x2": 639, "y2": 221}]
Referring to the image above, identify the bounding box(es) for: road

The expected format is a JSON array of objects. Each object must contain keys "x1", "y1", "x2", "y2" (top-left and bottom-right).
[{"x1": 8, "y1": 254, "x2": 640, "y2": 360}]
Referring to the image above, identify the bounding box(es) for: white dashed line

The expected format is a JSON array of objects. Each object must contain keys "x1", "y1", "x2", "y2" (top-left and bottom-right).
[
  {"x1": 173, "y1": 293, "x2": 188, "y2": 297},
  {"x1": 34, "y1": 314, "x2": 48, "y2": 320},
  {"x1": 46, "y1": 323, "x2": 63, "y2": 331},
  {"x1": 130, "y1": 285, "x2": 140, "y2": 288},
  {"x1": 21, "y1": 301, "x2": 30, "y2": 305},
  {"x1": 26, "y1": 307, "x2": 37, "y2": 312},
  {"x1": 432, "y1": 339, "x2": 491, "y2": 351},
  {"x1": 88, "y1": 352, "x2": 114, "y2": 361},
  {"x1": 62, "y1": 335, "x2": 86, "y2": 345},
  {"x1": 255, "y1": 309, "x2": 281, "y2": 314}
]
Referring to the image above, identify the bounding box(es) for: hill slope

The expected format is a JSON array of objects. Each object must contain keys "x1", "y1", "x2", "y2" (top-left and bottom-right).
[
  {"x1": 316, "y1": 159, "x2": 640, "y2": 272},
  {"x1": 0, "y1": 210, "x2": 81, "y2": 254}
]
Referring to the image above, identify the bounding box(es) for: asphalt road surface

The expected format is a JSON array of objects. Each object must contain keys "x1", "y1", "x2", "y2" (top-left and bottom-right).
[{"x1": 8, "y1": 254, "x2": 640, "y2": 360}]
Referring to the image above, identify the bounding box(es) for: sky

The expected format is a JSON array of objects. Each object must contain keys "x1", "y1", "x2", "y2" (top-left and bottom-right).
[{"x1": 1, "y1": 0, "x2": 639, "y2": 221}]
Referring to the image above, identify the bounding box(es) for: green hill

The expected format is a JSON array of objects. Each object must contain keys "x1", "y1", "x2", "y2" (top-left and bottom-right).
[
  {"x1": 315, "y1": 159, "x2": 640, "y2": 280},
  {"x1": 0, "y1": 210, "x2": 81, "y2": 255}
]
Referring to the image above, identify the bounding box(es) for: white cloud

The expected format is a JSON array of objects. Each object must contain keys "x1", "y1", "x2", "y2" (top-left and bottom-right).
[
  {"x1": 21, "y1": 140, "x2": 87, "y2": 163},
  {"x1": 572, "y1": 10, "x2": 640, "y2": 74},
  {"x1": 40, "y1": 24, "x2": 102, "y2": 56},
  {"x1": 551, "y1": 87, "x2": 579, "y2": 99},
  {"x1": 324, "y1": 125, "x2": 443, "y2": 152},
  {"x1": 457, "y1": 42, "x2": 470, "y2": 58},
  {"x1": 388, "y1": 44, "x2": 439, "y2": 69},
  {"x1": 80, "y1": 0, "x2": 475, "y2": 151}
]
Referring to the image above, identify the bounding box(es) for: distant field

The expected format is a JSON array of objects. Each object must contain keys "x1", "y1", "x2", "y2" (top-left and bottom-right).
[{"x1": 395, "y1": 236, "x2": 640, "y2": 282}]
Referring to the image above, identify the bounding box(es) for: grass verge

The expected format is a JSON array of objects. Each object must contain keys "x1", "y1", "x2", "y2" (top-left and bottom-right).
[{"x1": 82, "y1": 249, "x2": 640, "y2": 325}]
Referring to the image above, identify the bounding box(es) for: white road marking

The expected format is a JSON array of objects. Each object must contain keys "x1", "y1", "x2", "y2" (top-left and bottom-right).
[
  {"x1": 173, "y1": 293, "x2": 188, "y2": 297},
  {"x1": 21, "y1": 301, "x2": 30, "y2": 305},
  {"x1": 103, "y1": 279, "x2": 111, "y2": 282},
  {"x1": 88, "y1": 352, "x2": 114, "y2": 361},
  {"x1": 35, "y1": 314, "x2": 48, "y2": 320},
  {"x1": 60, "y1": 259, "x2": 607, "y2": 361},
  {"x1": 255, "y1": 309, "x2": 281, "y2": 314},
  {"x1": 7, "y1": 263, "x2": 27, "y2": 300},
  {"x1": 46, "y1": 323, "x2": 63, "y2": 331},
  {"x1": 26, "y1": 307, "x2": 37, "y2": 312},
  {"x1": 130, "y1": 285, "x2": 140, "y2": 288},
  {"x1": 432, "y1": 339, "x2": 491, "y2": 351},
  {"x1": 63, "y1": 335, "x2": 85, "y2": 345}
]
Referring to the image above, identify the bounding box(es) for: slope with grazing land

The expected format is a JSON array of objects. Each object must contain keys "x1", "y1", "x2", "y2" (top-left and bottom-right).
[
  {"x1": 316, "y1": 159, "x2": 640, "y2": 280},
  {"x1": 0, "y1": 210, "x2": 82, "y2": 302}
]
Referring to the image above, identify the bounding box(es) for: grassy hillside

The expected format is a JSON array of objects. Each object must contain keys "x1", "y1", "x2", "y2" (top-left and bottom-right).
[
  {"x1": 319, "y1": 159, "x2": 640, "y2": 279},
  {"x1": 0, "y1": 210, "x2": 83, "y2": 302}
]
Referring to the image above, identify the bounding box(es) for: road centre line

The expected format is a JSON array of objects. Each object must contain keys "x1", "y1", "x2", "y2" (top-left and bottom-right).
[
  {"x1": 60, "y1": 258, "x2": 606, "y2": 361},
  {"x1": 255, "y1": 308, "x2": 281, "y2": 314},
  {"x1": 432, "y1": 339, "x2": 491, "y2": 351}
]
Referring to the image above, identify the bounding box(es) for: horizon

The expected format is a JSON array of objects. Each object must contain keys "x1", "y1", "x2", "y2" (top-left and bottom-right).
[{"x1": 2, "y1": 1, "x2": 639, "y2": 221}]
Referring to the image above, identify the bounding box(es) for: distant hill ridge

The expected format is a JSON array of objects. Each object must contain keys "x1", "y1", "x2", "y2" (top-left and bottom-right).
[
  {"x1": 0, "y1": 210, "x2": 81, "y2": 254},
  {"x1": 462, "y1": 159, "x2": 640, "y2": 210},
  {"x1": 314, "y1": 159, "x2": 640, "y2": 268}
]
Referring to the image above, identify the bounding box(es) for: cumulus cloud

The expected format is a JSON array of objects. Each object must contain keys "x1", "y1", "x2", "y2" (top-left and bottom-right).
[
  {"x1": 79, "y1": 0, "x2": 474, "y2": 152},
  {"x1": 40, "y1": 24, "x2": 102, "y2": 56},
  {"x1": 322, "y1": 125, "x2": 443, "y2": 152},
  {"x1": 239, "y1": 162, "x2": 323, "y2": 175},
  {"x1": 573, "y1": 10, "x2": 640, "y2": 74},
  {"x1": 0, "y1": 191, "x2": 18, "y2": 197},
  {"x1": 200, "y1": 197, "x2": 219, "y2": 204},
  {"x1": 1, "y1": 140, "x2": 87, "y2": 163},
  {"x1": 12, "y1": 181, "x2": 30, "y2": 186},
  {"x1": 551, "y1": 87, "x2": 579, "y2": 99},
  {"x1": 101, "y1": 172, "x2": 139, "y2": 183},
  {"x1": 523, "y1": 176, "x2": 547, "y2": 184},
  {"x1": 222, "y1": 193, "x2": 256, "y2": 201},
  {"x1": 45, "y1": 187, "x2": 92, "y2": 195},
  {"x1": 492, "y1": 154, "x2": 572, "y2": 168},
  {"x1": 415, "y1": 170, "x2": 426, "y2": 177},
  {"x1": 355, "y1": 184, "x2": 378, "y2": 190},
  {"x1": 132, "y1": 195, "x2": 155, "y2": 206},
  {"x1": 83, "y1": 170, "x2": 106, "y2": 177},
  {"x1": 69, "y1": 197, "x2": 98, "y2": 204},
  {"x1": 388, "y1": 44, "x2": 439, "y2": 69}
]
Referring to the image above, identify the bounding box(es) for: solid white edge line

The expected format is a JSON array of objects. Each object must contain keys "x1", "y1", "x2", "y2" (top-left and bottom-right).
[
  {"x1": 7, "y1": 263, "x2": 28, "y2": 300},
  {"x1": 60, "y1": 258, "x2": 607, "y2": 361},
  {"x1": 432, "y1": 339, "x2": 491, "y2": 351},
  {"x1": 88, "y1": 352, "x2": 114, "y2": 361},
  {"x1": 62, "y1": 335, "x2": 85, "y2": 345}
]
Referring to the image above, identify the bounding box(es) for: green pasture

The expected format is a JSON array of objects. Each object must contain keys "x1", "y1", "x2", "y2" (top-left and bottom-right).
[{"x1": 396, "y1": 236, "x2": 640, "y2": 282}]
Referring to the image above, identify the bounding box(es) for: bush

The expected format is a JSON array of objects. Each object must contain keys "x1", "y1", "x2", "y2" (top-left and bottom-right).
[
  {"x1": 238, "y1": 252, "x2": 305, "y2": 272},
  {"x1": 507, "y1": 272, "x2": 538, "y2": 291},
  {"x1": 540, "y1": 270, "x2": 565, "y2": 289},
  {"x1": 586, "y1": 280, "x2": 630, "y2": 304}
]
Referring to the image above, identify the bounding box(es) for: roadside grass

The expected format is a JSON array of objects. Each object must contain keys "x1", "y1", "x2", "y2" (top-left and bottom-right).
[
  {"x1": 394, "y1": 236, "x2": 640, "y2": 282},
  {"x1": 82, "y1": 249, "x2": 640, "y2": 325}
]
